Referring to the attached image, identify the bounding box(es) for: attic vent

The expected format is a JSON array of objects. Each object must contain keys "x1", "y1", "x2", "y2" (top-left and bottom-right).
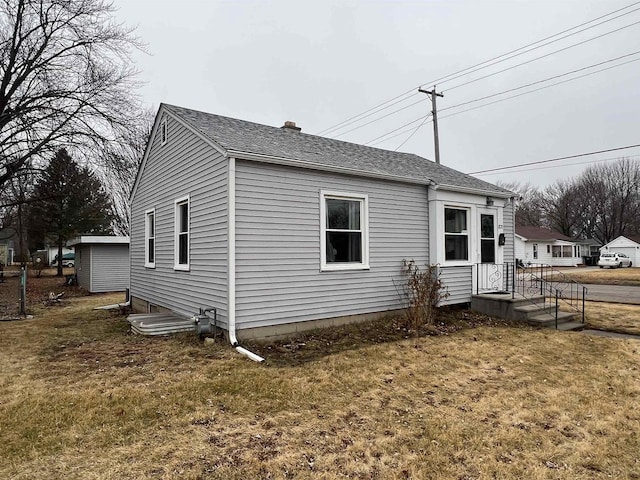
[{"x1": 281, "y1": 121, "x2": 301, "y2": 132}]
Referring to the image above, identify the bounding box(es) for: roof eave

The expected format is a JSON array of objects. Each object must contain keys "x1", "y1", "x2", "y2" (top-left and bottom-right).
[{"x1": 227, "y1": 149, "x2": 429, "y2": 186}]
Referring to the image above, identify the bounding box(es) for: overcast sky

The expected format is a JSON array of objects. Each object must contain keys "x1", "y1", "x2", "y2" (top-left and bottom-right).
[{"x1": 112, "y1": 0, "x2": 640, "y2": 188}]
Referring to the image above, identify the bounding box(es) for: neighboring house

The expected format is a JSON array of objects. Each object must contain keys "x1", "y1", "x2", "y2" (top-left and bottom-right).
[
  {"x1": 68, "y1": 236, "x2": 130, "y2": 293},
  {"x1": 573, "y1": 238, "x2": 602, "y2": 265},
  {"x1": 0, "y1": 227, "x2": 17, "y2": 265},
  {"x1": 600, "y1": 235, "x2": 640, "y2": 266},
  {"x1": 515, "y1": 226, "x2": 582, "y2": 267},
  {"x1": 129, "y1": 104, "x2": 515, "y2": 341}
]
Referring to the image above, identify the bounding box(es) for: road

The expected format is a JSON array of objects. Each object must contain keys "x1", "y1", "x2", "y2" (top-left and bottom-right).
[{"x1": 579, "y1": 283, "x2": 640, "y2": 305}]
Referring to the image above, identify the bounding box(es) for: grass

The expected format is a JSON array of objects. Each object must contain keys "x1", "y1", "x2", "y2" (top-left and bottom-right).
[
  {"x1": 554, "y1": 267, "x2": 640, "y2": 286},
  {"x1": 1, "y1": 295, "x2": 640, "y2": 479},
  {"x1": 584, "y1": 301, "x2": 640, "y2": 335}
]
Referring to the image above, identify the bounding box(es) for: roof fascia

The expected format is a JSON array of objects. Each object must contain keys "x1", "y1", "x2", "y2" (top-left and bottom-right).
[{"x1": 432, "y1": 182, "x2": 514, "y2": 198}]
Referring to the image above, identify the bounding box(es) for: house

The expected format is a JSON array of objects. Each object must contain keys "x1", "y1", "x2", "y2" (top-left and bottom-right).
[
  {"x1": 67, "y1": 236, "x2": 130, "y2": 292},
  {"x1": 600, "y1": 235, "x2": 640, "y2": 266},
  {"x1": 129, "y1": 104, "x2": 515, "y2": 341},
  {"x1": 573, "y1": 238, "x2": 602, "y2": 265},
  {"x1": 515, "y1": 226, "x2": 582, "y2": 267}
]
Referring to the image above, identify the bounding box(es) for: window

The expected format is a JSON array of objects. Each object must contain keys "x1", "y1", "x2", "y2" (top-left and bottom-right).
[
  {"x1": 145, "y1": 209, "x2": 155, "y2": 268},
  {"x1": 533, "y1": 244, "x2": 538, "y2": 259},
  {"x1": 445, "y1": 208, "x2": 468, "y2": 261},
  {"x1": 161, "y1": 118, "x2": 168, "y2": 145},
  {"x1": 547, "y1": 245, "x2": 551, "y2": 254},
  {"x1": 552, "y1": 245, "x2": 573, "y2": 258},
  {"x1": 320, "y1": 191, "x2": 369, "y2": 271},
  {"x1": 174, "y1": 196, "x2": 189, "y2": 270},
  {"x1": 480, "y1": 214, "x2": 495, "y2": 263}
]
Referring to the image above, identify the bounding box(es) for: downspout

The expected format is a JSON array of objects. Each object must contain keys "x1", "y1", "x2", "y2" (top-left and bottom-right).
[{"x1": 228, "y1": 157, "x2": 265, "y2": 363}]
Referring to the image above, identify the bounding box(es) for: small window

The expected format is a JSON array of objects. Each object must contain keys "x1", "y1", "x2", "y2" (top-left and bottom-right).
[
  {"x1": 174, "y1": 196, "x2": 189, "y2": 270},
  {"x1": 547, "y1": 245, "x2": 551, "y2": 254},
  {"x1": 320, "y1": 191, "x2": 369, "y2": 271},
  {"x1": 145, "y1": 209, "x2": 155, "y2": 268},
  {"x1": 445, "y1": 208, "x2": 468, "y2": 261},
  {"x1": 533, "y1": 244, "x2": 538, "y2": 260},
  {"x1": 161, "y1": 118, "x2": 168, "y2": 145}
]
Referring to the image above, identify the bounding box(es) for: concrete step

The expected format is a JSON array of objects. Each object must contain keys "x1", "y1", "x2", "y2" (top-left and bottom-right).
[
  {"x1": 526, "y1": 310, "x2": 577, "y2": 327},
  {"x1": 555, "y1": 321, "x2": 586, "y2": 332},
  {"x1": 512, "y1": 303, "x2": 554, "y2": 321}
]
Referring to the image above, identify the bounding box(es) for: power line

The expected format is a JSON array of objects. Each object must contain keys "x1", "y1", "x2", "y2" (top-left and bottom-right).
[
  {"x1": 394, "y1": 113, "x2": 432, "y2": 151},
  {"x1": 441, "y1": 50, "x2": 640, "y2": 113},
  {"x1": 474, "y1": 154, "x2": 640, "y2": 176},
  {"x1": 331, "y1": 97, "x2": 426, "y2": 139},
  {"x1": 315, "y1": 1, "x2": 640, "y2": 136},
  {"x1": 365, "y1": 56, "x2": 640, "y2": 149},
  {"x1": 445, "y1": 18, "x2": 640, "y2": 92},
  {"x1": 362, "y1": 115, "x2": 430, "y2": 146},
  {"x1": 467, "y1": 145, "x2": 640, "y2": 175}
]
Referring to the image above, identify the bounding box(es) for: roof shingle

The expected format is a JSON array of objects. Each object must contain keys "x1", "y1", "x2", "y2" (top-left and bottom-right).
[{"x1": 164, "y1": 104, "x2": 513, "y2": 196}]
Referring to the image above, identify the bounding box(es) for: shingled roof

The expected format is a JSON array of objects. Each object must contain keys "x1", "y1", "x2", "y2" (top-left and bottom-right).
[
  {"x1": 163, "y1": 104, "x2": 512, "y2": 197},
  {"x1": 516, "y1": 226, "x2": 572, "y2": 241}
]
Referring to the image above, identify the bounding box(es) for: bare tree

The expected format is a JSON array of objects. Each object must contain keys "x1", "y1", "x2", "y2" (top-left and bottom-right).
[
  {"x1": 497, "y1": 181, "x2": 544, "y2": 227},
  {"x1": 0, "y1": 0, "x2": 144, "y2": 189},
  {"x1": 577, "y1": 159, "x2": 640, "y2": 243},
  {"x1": 542, "y1": 179, "x2": 583, "y2": 238},
  {"x1": 97, "y1": 108, "x2": 153, "y2": 235}
]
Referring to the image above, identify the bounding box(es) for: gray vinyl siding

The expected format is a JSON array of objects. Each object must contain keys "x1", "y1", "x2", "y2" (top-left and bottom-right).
[
  {"x1": 90, "y1": 244, "x2": 129, "y2": 292},
  {"x1": 234, "y1": 160, "x2": 429, "y2": 330},
  {"x1": 75, "y1": 246, "x2": 91, "y2": 290},
  {"x1": 503, "y1": 201, "x2": 515, "y2": 263},
  {"x1": 439, "y1": 266, "x2": 473, "y2": 305},
  {"x1": 130, "y1": 113, "x2": 228, "y2": 323}
]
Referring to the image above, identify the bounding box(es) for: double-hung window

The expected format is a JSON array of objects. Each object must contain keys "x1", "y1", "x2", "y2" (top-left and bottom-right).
[
  {"x1": 320, "y1": 191, "x2": 369, "y2": 271},
  {"x1": 145, "y1": 209, "x2": 155, "y2": 268},
  {"x1": 174, "y1": 196, "x2": 189, "y2": 270},
  {"x1": 444, "y1": 207, "x2": 469, "y2": 261}
]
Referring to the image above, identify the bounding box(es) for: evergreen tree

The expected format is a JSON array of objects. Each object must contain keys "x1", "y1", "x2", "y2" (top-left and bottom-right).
[{"x1": 28, "y1": 149, "x2": 114, "y2": 276}]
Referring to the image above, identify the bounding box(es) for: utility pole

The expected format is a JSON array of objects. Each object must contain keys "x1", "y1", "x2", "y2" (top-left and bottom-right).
[{"x1": 418, "y1": 86, "x2": 444, "y2": 164}]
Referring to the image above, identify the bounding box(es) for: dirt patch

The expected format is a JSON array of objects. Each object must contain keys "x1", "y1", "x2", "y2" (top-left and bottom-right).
[
  {"x1": 250, "y1": 308, "x2": 521, "y2": 366},
  {"x1": 0, "y1": 269, "x2": 88, "y2": 320}
]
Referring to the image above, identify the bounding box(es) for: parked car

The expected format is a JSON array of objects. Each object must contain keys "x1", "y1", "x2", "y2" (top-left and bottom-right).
[
  {"x1": 598, "y1": 252, "x2": 632, "y2": 268},
  {"x1": 51, "y1": 253, "x2": 75, "y2": 268}
]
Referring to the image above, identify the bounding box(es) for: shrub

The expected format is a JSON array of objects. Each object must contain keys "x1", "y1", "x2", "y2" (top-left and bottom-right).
[{"x1": 398, "y1": 259, "x2": 449, "y2": 331}]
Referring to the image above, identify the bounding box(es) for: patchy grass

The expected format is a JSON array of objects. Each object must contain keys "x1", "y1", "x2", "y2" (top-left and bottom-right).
[
  {"x1": 555, "y1": 267, "x2": 640, "y2": 286},
  {"x1": 584, "y1": 301, "x2": 640, "y2": 335},
  {"x1": 1, "y1": 296, "x2": 639, "y2": 479}
]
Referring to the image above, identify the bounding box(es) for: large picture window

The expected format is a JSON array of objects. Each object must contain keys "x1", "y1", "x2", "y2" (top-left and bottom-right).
[
  {"x1": 145, "y1": 209, "x2": 155, "y2": 268},
  {"x1": 445, "y1": 207, "x2": 469, "y2": 261},
  {"x1": 552, "y1": 245, "x2": 574, "y2": 258},
  {"x1": 174, "y1": 196, "x2": 189, "y2": 270},
  {"x1": 321, "y1": 191, "x2": 369, "y2": 271}
]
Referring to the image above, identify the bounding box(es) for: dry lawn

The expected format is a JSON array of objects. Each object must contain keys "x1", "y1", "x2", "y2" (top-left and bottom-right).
[
  {"x1": 1, "y1": 295, "x2": 640, "y2": 479},
  {"x1": 585, "y1": 301, "x2": 640, "y2": 335},
  {"x1": 555, "y1": 267, "x2": 640, "y2": 286}
]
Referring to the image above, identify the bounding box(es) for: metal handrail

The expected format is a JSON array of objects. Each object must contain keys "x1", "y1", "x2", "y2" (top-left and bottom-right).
[{"x1": 474, "y1": 262, "x2": 588, "y2": 327}]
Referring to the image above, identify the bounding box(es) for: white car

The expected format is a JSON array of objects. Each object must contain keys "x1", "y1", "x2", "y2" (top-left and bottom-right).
[{"x1": 598, "y1": 252, "x2": 632, "y2": 268}]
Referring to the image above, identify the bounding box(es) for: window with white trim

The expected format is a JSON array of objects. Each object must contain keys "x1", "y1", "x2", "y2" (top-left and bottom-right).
[
  {"x1": 444, "y1": 207, "x2": 469, "y2": 261},
  {"x1": 145, "y1": 209, "x2": 155, "y2": 268},
  {"x1": 174, "y1": 197, "x2": 189, "y2": 270},
  {"x1": 321, "y1": 191, "x2": 369, "y2": 271}
]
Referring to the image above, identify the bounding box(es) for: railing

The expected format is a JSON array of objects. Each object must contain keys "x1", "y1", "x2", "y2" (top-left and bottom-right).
[{"x1": 474, "y1": 262, "x2": 588, "y2": 326}]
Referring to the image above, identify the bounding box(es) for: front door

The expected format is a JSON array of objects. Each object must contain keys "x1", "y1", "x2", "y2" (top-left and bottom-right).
[
  {"x1": 480, "y1": 212, "x2": 496, "y2": 264},
  {"x1": 476, "y1": 209, "x2": 502, "y2": 293}
]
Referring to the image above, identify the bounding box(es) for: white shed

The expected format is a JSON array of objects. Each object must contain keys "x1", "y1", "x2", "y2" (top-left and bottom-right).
[
  {"x1": 67, "y1": 236, "x2": 130, "y2": 293},
  {"x1": 600, "y1": 235, "x2": 640, "y2": 267}
]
